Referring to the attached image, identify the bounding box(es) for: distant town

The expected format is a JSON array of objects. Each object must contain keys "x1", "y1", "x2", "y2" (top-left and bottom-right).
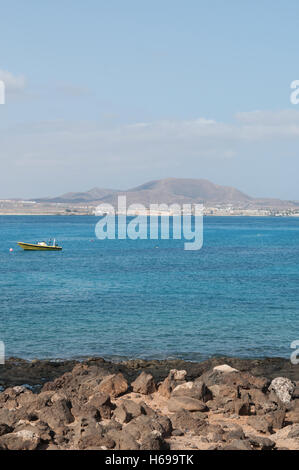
[{"x1": 1, "y1": 199, "x2": 299, "y2": 217}]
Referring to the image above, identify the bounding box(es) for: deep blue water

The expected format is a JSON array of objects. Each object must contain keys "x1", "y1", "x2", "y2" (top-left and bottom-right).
[{"x1": 0, "y1": 215, "x2": 299, "y2": 361}]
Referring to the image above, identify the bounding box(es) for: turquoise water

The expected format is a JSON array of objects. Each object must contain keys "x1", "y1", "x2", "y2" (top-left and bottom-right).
[{"x1": 0, "y1": 216, "x2": 299, "y2": 361}]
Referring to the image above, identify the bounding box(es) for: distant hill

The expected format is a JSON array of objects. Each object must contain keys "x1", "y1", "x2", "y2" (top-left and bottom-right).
[
  {"x1": 35, "y1": 178, "x2": 298, "y2": 209},
  {"x1": 35, "y1": 187, "x2": 118, "y2": 204}
]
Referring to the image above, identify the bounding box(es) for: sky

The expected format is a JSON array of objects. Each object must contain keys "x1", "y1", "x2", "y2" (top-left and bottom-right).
[{"x1": 0, "y1": 0, "x2": 299, "y2": 199}]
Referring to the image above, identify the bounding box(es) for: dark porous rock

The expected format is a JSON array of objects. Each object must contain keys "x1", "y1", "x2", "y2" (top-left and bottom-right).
[
  {"x1": 0, "y1": 408, "x2": 18, "y2": 428},
  {"x1": 221, "y1": 423, "x2": 245, "y2": 441},
  {"x1": 271, "y1": 423, "x2": 299, "y2": 441},
  {"x1": 88, "y1": 392, "x2": 113, "y2": 419},
  {"x1": 38, "y1": 395, "x2": 74, "y2": 430},
  {"x1": 155, "y1": 415, "x2": 173, "y2": 438},
  {"x1": 0, "y1": 423, "x2": 13, "y2": 437},
  {"x1": 168, "y1": 396, "x2": 208, "y2": 413},
  {"x1": 131, "y1": 372, "x2": 156, "y2": 395},
  {"x1": 247, "y1": 434, "x2": 276, "y2": 450},
  {"x1": 75, "y1": 417, "x2": 115, "y2": 450},
  {"x1": 268, "y1": 408, "x2": 286, "y2": 430},
  {"x1": 207, "y1": 384, "x2": 238, "y2": 411},
  {"x1": 285, "y1": 408, "x2": 299, "y2": 425},
  {"x1": 170, "y1": 410, "x2": 206, "y2": 435},
  {"x1": 292, "y1": 384, "x2": 299, "y2": 399},
  {"x1": 158, "y1": 370, "x2": 186, "y2": 398},
  {"x1": 234, "y1": 397, "x2": 251, "y2": 416},
  {"x1": 125, "y1": 414, "x2": 172, "y2": 441},
  {"x1": 222, "y1": 439, "x2": 252, "y2": 451},
  {"x1": 203, "y1": 424, "x2": 225, "y2": 443},
  {"x1": 201, "y1": 369, "x2": 270, "y2": 393},
  {"x1": 113, "y1": 404, "x2": 132, "y2": 424},
  {"x1": 114, "y1": 430, "x2": 140, "y2": 450},
  {"x1": 14, "y1": 421, "x2": 54, "y2": 444},
  {"x1": 0, "y1": 429, "x2": 41, "y2": 450},
  {"x1": 140, "y1": 430, "x2": 168, "y2": 450},
  {"x1": 247, "y1": 415, "x2": 273, "y2": 434},
  {"x1": 97, "y1": 373, "x2": 128, "y2": 398},
  {"x1": 172, "y1": 381, "x2": 212, "y2": 403},
  {"x1": 287, "y1": 424, "x2": 299, "y2": 438},
  {"x1": 139, "y1": 402, "x2": 156, "y2": 417},
  {"x1": 0, "y1": 386, "x2": 34, "y2": 411},
  {"x1": 119, "y1": 399, "x2": 145, "y2": 419},
  {"x1": 247, "y1": 388, "x2": 276, "y2": 414},
  {"x1": 73, "y1": 402, "x2": 101, "y2": 422}
]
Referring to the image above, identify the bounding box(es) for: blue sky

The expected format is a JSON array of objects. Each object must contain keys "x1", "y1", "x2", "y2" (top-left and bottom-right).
[{"x1": 1, "y1": 0, "x2": 299, "y2": 199}]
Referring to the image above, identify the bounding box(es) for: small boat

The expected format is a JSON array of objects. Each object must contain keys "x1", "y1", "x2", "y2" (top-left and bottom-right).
[{"x1": 18, "y1": 239, "x2": 62, "y2": 251}]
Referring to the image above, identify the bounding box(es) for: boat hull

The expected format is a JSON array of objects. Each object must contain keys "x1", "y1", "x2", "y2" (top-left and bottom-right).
[{"x1": 18, "y1": 242, "x2": 62, "y2": 251}]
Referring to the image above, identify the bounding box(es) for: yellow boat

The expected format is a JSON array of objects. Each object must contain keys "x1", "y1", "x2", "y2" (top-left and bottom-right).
[{"x1": 18, "y1": 240, "x2": 62, "y2": 251}]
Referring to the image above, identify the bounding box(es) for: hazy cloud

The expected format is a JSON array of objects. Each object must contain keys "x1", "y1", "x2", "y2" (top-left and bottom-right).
[
  {"x1": 1, "y1": 109, "x2": 299, "y2": 198},
  {"x1": 0, "y1": 70, "x2": 26, "y2": 93}
]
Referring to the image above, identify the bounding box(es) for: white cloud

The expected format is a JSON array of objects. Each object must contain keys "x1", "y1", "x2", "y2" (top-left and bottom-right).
[
  {"x1": 1, "y1": 109, "x2": 299, "y2": 198},
  {"x1": 0, "y1": 70, "x2": 26, "y2": 92},
  {"x1": 236, "y1": 109, "x2": 299, "y2": 125}
]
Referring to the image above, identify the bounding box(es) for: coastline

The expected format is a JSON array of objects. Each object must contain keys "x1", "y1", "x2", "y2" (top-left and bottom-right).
[
  {"x1": 0, "y1": 355, "x2": 298, "y2": 450},
  {"x1": 1, "y1": 355, "x2": 298, "y2": 391},
  {"x1": 1, "y1": 213, "x2": 299, "y2": 217}
]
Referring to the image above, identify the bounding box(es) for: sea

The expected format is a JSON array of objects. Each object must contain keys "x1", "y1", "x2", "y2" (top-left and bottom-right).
[{"x1": 0, "y1": 215, "x2": 299, "y2": 362}]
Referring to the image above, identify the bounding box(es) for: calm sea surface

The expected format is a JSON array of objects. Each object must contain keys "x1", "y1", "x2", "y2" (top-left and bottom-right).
[{"x1": 1, "y1": 215, "x2": 299, "y2": 361}]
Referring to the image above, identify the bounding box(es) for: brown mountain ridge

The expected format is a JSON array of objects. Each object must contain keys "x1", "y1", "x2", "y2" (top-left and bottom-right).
[{"x1": 35, "y1": 178, "x2": 298, "y2": 209}]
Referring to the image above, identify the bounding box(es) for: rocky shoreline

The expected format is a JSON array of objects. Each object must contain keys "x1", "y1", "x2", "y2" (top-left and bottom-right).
[{"x1": 0, "y1": 356, "x2": 298, "y2": 450}]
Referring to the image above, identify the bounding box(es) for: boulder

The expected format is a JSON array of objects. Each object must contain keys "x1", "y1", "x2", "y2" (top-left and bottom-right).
[
  {"x1": 170, "y1": 410, "x2": 206, "y2": 435},
  {"x1": 118, "y1": 431, "x2": 140, "y2": 450},
  {"x1": 247, "y1": 415, "x2": 273, "y2": 434},
  {"x1": 88, "y1": 392, "x2": 113, "y2": 419},
  {"x1": 74, "y1": 417, "x2": 115, "y2": 450},
  {"x1": 140, "y1": 430, "x2": 167, "y2": 450},
  {"x1": 131, "y1": 372, "x2": 156, "y2": 395},
  {"x1": 268, "y1": 409, "x2": 286, "y2": 430},
  {"x1": 0, "y1": 429, "x2": 41, "y2": 450},
  {"x1": 201, "y1": 369, "x2": 270, "y2": 392},
  {"x1": 222, "y1": 423, "x2": 245, "y2": 441},
  {"x1": 246, "y1": 434, "x2": 276, "y2": 450},
  {"x1": 292, "y1": 384, "x2": 299, "y2": 399},
  {"x1": 168, "y1": 396, "x2": 208, "y2": 413},
  {"x1": 272, "y1": 423, "x2": 299, "y2": 440},
  {"x1": 38, "y1": 396, "x2": 74, "y2": 430},
  {"x1": 285, "y1": 409, "x2": 299, "y2": 425},
  {"x1": 97, "y1": 373, "x2": 128, "y2": 398},
  {"x1": 213, "y1": 364, "x2": 239, "y2": 373},
  {"x1": 0, "y1": 408, "x2": 17, "y2": 428},
  {"x1": 0, "y1": 423, "x2": 13, "y2": 437},
  {"x1": 172, "y1": 381, "x2": 212, "y2": 402},
  {"x1": 170, "y1": 369, "x2": 187, "y2": 381},
  {"x1": 125, "y1": 414, "x2": 172, "y2": 440},
  {"x1": 13, "y1": 422, "x2": 54, "y2": 445},
  {"x1": 223, "y1": 439, "x2": 252, "y2": 451},
  {"x1": 158, "y1": 370, "x2": 186, "y2": 398},
  {"x1": 113, "y1": 404, "x2": 132, "y2": 424},
  {"x1": 119, "y1": 399, "x2": 145, "y2": 419},
  {"x1": 234, "y1": 397, "x2": 251, "y2": 416},
  {"x1": 269, "y1": 377, "x2": 295, "y2": 405},
  {"x1": 139, "y1": 402, "x2": 156, "y2": 417}
]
